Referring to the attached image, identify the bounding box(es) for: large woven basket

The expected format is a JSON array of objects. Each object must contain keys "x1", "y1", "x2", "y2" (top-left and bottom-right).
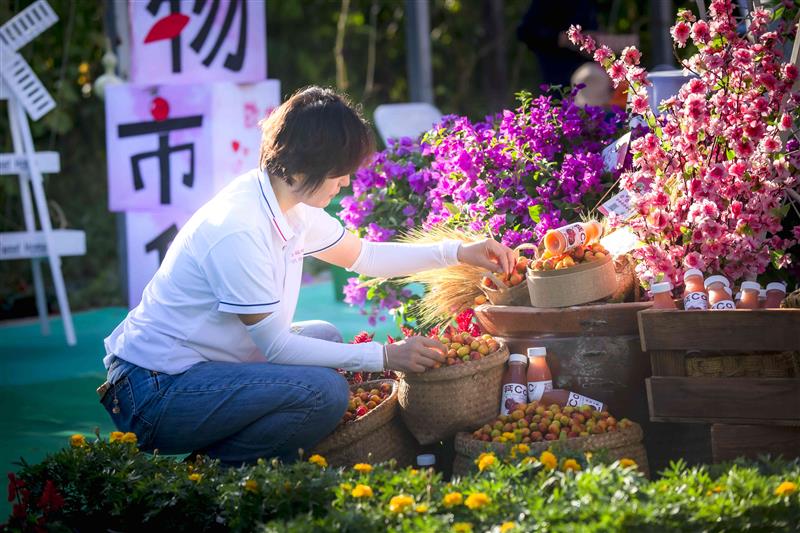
[
  {"x1": 398, "y1": 343, "x2": 510, "y2": 445},
  {"x1": 313, "y1": 380, "x2": 418, "y2": 467},
  {"x1": 685, "y1": 352, "x2": 798, "y2": 378},
  {"x1": 527, "y1": 254, "x2": 617, "y2": 308},
  {"x1": 452, "y1": 422, "x2": 649, "y2": 478}
]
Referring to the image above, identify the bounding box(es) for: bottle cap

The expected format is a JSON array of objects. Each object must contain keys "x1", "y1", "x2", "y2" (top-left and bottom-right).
[
  {"x1": 416, "y1": 454, "x2": 436, "y2": 467},
  {"x1": 724, "y1": 287, "x2": 732, "y2": 296},
  {"x1": 527, "y1": 347, "x2": 547, "y2": 357},
  {"x1": 509, "y1": 354, "x2": 528, "y2": 364},
  {"x1": 704, "y1": 275, "x2": 730, "y2": 289},
  {"x1": 651, "y1": 282, "x2": 673, "y2": 294},
  {"x1": 683, "y1": 268, "x2": 704, "y2": 280},
  {"x1": 741, "y1": 281, "x2": 761, "y2": 292},
  {"x1": 766, "y1": 281, "x2": 787, "y2": 293},
  {"x1": 735, "y1": 291, "x2": 742, "y2": 300}
]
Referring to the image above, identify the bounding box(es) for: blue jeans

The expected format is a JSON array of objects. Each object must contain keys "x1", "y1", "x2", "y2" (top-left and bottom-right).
[{"x1": 100, "y1": 321, "x2": 349, "y2": 465}]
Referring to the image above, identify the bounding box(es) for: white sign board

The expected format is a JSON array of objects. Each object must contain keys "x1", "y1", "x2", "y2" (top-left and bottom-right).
[
  {"x1": 125, "y1": 208, "x2": 193, "y2": 308},
  {"x1": 129, "y1": 0, "x2": 267, "y2": 86},
  {"x1": 0, "y1": 152, "x2": 60, "y2": 174},
  {"x1": 0, "y1": 230, "x2": 85, "y2": 260}
]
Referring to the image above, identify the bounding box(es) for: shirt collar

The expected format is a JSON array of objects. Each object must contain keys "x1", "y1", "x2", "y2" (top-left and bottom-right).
[{"x1": 257, "y1": 169, "x2": 296, "y2": 243}]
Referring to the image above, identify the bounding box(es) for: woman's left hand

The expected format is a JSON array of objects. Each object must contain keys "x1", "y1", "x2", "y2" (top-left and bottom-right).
[{"x1": 457, "y1": 239, "x2": 517, "y2": 274}]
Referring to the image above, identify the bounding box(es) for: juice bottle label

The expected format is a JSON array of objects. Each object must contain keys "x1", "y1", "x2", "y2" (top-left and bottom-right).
[
  {"x1": 527, "y1": 380, "x2": 553, "y2": 401},
  {"x1": 566, "y1": 392, "x2": 604, "y2": 411},
  {"x1": 683, "y1": 292, "x2": 709, "y2": 310},
  {"x1": 711, "y1": 299, "x2": 735, "y2": 310},
  {"x1": 556, "y1": 223, "x2": 587, "y2": 252},
  {"x1": 501, "y1": 383, "x2": 527, "y2": 415}
]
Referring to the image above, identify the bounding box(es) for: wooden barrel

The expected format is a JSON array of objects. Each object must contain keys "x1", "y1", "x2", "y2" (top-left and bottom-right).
[{"x1": 475, "y1": 302, "x2": 712, "y2": 473}]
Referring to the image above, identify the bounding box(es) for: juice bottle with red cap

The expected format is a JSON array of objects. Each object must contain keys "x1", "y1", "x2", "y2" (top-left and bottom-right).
[
  {"x1": 500, "y1": 354, "x2": 528, "y2": 415},
  {"x1": 526, "y1": 347, "x2": 552, "y2": 402},
  {"x1": 682, "y1": 269, "x2": 708, "y2": 310},
  {"x1": 543, "y1": 220, "x2": 602, "y2": 255}
]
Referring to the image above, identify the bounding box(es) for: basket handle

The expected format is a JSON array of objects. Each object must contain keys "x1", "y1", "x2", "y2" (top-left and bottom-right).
[
  {"x1": 514, "y1": 243, "x2": 540, "y2": 260},
  {"x1": 483, "y1": 271, "x2": 508, "y2": 290}
]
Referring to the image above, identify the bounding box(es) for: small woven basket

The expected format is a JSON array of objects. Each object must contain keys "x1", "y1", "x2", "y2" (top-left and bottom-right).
[
  {"x1": 480, "y1": 244, "x2": 537, "y2": 306},
  {"x1": 685, "y1": 352, "x2": 798, "y2": 378},
  {"x1": 452, "y1": 421, "x2": 649, "y2": 477},
  {"x1": 781, "y1": 289, "x2": 800, "y2": 309},
  {"x1": 398, "y1": 343, "x2": 510, "y2": 445},
  {"x1": 313, "y1": 379, "x2": 418, "y2": 467}
]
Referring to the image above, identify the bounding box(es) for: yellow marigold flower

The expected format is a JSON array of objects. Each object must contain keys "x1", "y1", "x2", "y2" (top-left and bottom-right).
[
  {"x1": 188, "y1": 473, "x2": 202, "y2": 482},
  {"x1": 521, "y1": 456, "x2": 536, "y2": 465},
  {"x1": 389, "y1": 494, "x2": 414, "y2": 513},
  {"x1": 511, "y1": 444, "x2": 530, "y2": 457},
  {"x1": 78, "y1": 62, "x2": 90, "y2": 74},
  {"x1": 452, "y1": 523, "x2": 472, "y2": 533},
  {"x1": 775, "y1": 481, "x2": 798, "y2": 497},
  {"x1": 500, "y1": 522, "x2": 516, "y2": 532},
  {"x1": 539, "y1": 451, "x2": 557, "y2": 469},
  {"x1": 121, "y1": 432, "x2": 137, "y2": 444},
  {"x1": 477, "y1": 452, "x2": 496, "y2": 472},
  {"x1": 339, "y1": 482, "x2": 353, "y2": 491},
  {"x1": 69, "y1": 434, "x2": 86, "y2": 447},
  {"x1": 109, "y1": 431, "x2": 124, "y2": 443},
  {"x1": 584, "y1": 452, "x2": 593, "y2": 461},
  {"x1": 464, "y1": 492, "x2": 490, "y2": 510},
  {"x1": 308, "y1": 454, "x2": 327, "y2": 467},
  {"x1": 409, "y1": 468, "x2": 419, "y2": 476},
  {"x1": 502, "y1": 432, "x2": 515, "y2": 440},
  {"x1": 351, "y1": 484, "x2": 373, "y2": 498},
  {"x1": 442, "y1": 492, "x2": 463, "y2": 507},
  {"x1": 415, "y1": 504, "x2": 429, "y2": 513},
  {"x1": 353, "y1": 463, "x2": 372, "y2": 473},
  {"x1": 619, "y1": 458, "x2": 636, "y2": 469},
  {"x1": 562, "y1": 459, "x2": 581, "y2": 472},
  {"x1": 712, "y1": 485, "x2": 723, "y2": 493},
  {"x1": 244, "y1": 479, "x2": 258, "y2": 493}
]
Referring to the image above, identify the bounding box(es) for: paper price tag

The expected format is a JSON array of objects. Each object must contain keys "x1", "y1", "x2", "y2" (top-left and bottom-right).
[
  {"x1": 601, "y1": 132, "x2": 631, "y2": 172},
  {"x1": 598, "y1": 189, "x2": 636, "y2": 219}
]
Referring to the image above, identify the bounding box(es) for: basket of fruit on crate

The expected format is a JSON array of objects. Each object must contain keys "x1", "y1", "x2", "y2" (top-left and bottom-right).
[
  {"x1": 313, "y1": 379, "x2": 418, "y2": 467},
  {"x1": 527, "y1": 223, "x2": 617, "y2": 308},
  {"x1": 398, "y1": 317, "x2": 510, "y2": 445},
  {"x1": 452, "y1": 400, "x2": 649, "y2": 477},
  {"x1": 479, "y1": 244, "x2": 537, "y2": 306}
]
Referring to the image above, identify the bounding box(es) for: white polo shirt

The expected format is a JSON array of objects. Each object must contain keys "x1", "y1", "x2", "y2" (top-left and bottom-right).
[{"x1": 103, "y1": 169, "x2": 347, "y2": 375}]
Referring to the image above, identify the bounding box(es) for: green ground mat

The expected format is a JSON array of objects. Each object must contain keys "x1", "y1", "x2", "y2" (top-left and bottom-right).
[{"x1": 0, "y1": 279, "x2": 398, "y2": 517}]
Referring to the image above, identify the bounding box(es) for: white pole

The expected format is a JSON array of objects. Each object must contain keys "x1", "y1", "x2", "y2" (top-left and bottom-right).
[
  {"x1": 7, "y1": 98, "x2": 50, "y2": 336},
  {"x1": 10, "y1": 98, "x2": 76, "y2": 345}
]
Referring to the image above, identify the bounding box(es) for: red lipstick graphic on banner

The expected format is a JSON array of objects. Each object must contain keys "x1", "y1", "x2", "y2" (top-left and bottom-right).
[{"x1": 144, "y1": 13, "x2": 190, "y2": 43}]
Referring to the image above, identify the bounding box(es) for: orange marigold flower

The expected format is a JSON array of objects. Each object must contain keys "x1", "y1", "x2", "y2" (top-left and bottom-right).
[
  {"x1": 442, "y1": 492, "x2": 463, "y2": 507},
  {"x1": 351, "y1": 484, "x2": 373, "y2": 498},
  {"x1": 70, "y1": 434, "x2": 86, "y2": 447},
  {"x1": 539, "y1": 451, "x2": 557, "y2": 469},
  {"x1": 562, "y1": 459, "x2": 581, "y2": 472},
  {"x1": 109, "y1": 431, "x2": 125, "y2": 443},
  {"x1": 464, "y1": 492, "x2": 490, "y2": 510},
  {"x1": 353, "y1": 463, "x2": 372, "y2": 473},
  {"x1": 389, "y1": 494, "x2": 414, "y2": 513},
  {"x1": 775, "y1": 481, "x2": 797, "y2": 497},
  {"x1": 308, "y1": 454, "x2": 327, "y2": 468}
]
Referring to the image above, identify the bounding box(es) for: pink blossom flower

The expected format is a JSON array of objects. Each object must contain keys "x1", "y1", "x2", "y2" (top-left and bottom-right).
[
  {"x1": 779, "y1": 112, "x2": 793, "y2": 131},
  {"x1": 783, "y1": 63, "x2": 798, "y2": 81},
  {"x1": 608, "y1": 61, "x2": 627, "y2": 85},
  {"x1": 684, "y1": 251, "x2": 705, "y2": 270},
  {"x1": 593, "y1": 46, "x2": 613, "y2": 64},
  {"x1": 622, "y1": 46, "x2": 641, "y2": 66},
  {"x1": 631, "y1": 94, "x2": 649, "y2": 114},
  {"x1": 671, "y1": 21, "x2": 691, "y2": 47},
  {"x1": 691, "y1": 20, "x2": 711, "y2": 43}
]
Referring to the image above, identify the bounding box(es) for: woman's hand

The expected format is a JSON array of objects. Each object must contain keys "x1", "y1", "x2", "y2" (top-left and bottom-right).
[
  {"x1": 457, "y1": 238, "x2": 517, "y2": 274},
  {"x1": 385, "y1": 336, "x2": 446, "y2": 373}
]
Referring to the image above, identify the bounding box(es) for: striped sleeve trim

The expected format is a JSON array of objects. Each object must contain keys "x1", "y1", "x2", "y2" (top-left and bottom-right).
[
  {"x1": 217, "y1": 300, "x2": 281, "y2": 314},
  {"x1": 304, "y1": 226, "x2": 346, "y2": 256}
]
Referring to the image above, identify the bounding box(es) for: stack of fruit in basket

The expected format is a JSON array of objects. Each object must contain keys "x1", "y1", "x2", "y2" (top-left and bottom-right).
[
  {"x1": 480, "y1": 256, "x2": 532, "y2": 289},
  {"x1": 341, "y1": 382, "x2": 394, "y2": 423},
  {"x1": 438, "y1": 331, "x2": 501, "y2": 367},
  {"x1": 471, "y1": 400, "x2": 633, "y2": 444},
  {"x1": 530, "y1": 242, "x2": 610, "y2": 271}
]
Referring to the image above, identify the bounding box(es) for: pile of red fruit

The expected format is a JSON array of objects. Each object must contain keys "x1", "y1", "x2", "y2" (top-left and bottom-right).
[
  {"x1": 342, "y1": 382, "x2": 393, "y2": 423},
  {"x1": 481, "y1": 256, "x2": 531, "y2": 290},
  {"x1": 471, "y1": 400, "x2": 633, "y2": 443},
  {"x1": 438, "y1": 331, "x2": 501, "y2": 367},
  {"x1": 530, "y1": 243, "x2": 609, "y2": 271}
]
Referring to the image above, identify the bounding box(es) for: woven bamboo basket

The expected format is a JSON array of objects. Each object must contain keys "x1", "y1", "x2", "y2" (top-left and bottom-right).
[
  {"x1": 527, "y1": 254, "x2": 618, "y2": 308},
  {"x1": 398, "y1": 343, "x2": 510, "y2": 445},
  {"x1": 480, "y1": 244, "x2": 537, "y2": 306},
  {"x1": 685, "y1": 351, "x2": 799, "y2": 378},
  {"x1": 313, "y1": 380, "x2": 418, "y2": 467},
  {"x1": 782, "y1": 289, "x2": 800, "y2": 308},
  {"x1": 452, "y1": 421, "x2": 649, "y2": 477}
]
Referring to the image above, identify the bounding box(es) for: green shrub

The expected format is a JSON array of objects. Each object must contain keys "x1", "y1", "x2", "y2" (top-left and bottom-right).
[{"x1": 3, "y1": 432, "x2": 799, "y2": 532}]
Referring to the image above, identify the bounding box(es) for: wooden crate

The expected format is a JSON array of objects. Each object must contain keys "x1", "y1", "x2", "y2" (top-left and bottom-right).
[{"x1": 638, "y1": 309, "x2": 800, "y2": 462}]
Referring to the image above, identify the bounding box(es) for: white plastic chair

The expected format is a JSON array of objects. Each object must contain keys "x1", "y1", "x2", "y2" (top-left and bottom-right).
[{"x1": 373, "y1": 102, "x2": 443, "y2": 146}]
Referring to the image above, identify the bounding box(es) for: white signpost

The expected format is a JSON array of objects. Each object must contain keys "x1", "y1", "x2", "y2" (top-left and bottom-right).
[{"x1": 0, "y1": 0, "x2": 84, "y2": 345}]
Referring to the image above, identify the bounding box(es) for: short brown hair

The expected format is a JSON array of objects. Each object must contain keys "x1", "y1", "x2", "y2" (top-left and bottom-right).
[{"x1": 259, "y1": 86, "x2": 375, "y2": 194}]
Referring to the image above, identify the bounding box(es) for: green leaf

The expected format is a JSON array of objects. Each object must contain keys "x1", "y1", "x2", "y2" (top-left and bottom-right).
[
  {"x1": 443, "y1": 202, "x2": 459, "y2": 215},
  {"x1": 528, "y1": 204, "x2": 543, "y2": 223}
]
